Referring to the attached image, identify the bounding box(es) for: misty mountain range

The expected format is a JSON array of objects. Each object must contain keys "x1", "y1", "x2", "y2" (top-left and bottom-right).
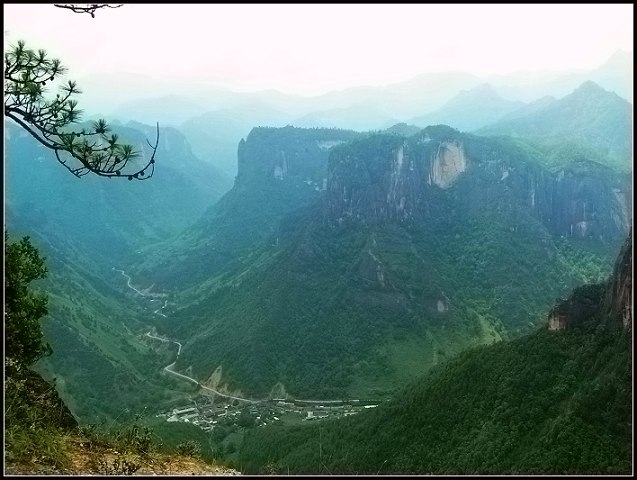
[
  {"x1": 78, "y1": 50, "x2": 631, "y2": 179},
  {"x1": 4, "y1": 48, "x2": 633, "y2": 474}
]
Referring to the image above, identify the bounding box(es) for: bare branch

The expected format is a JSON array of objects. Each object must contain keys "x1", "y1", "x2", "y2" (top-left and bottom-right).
[{"x1": 53, "y1": 4, "x2": 123, "y2": 18}]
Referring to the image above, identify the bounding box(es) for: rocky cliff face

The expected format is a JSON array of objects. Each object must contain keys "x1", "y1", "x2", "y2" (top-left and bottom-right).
[
  {"x1": 604, "y1": 229, "x2": 632, "y2": 330},
  {"x1": 326, "y1": 125, "x2": 630, "y2": 244},
  {"x1": 134, "y1": 126, "x2": 361, "y2": 290},
  {"x1": 547, "y1": 283, "x2": 606, "y2": 331},
  {"x1": 140, "y1": 124, "x2": 629, "y2": 399},
  {"x1": 548, "y1": 230, "x2": 632, "y2": 331},
  {"x1": 534, "y1": 163, "x2": 631, "y2": 241},
  {"x1": 236, "y1": 126, "x2": 360, "y2": 187}
]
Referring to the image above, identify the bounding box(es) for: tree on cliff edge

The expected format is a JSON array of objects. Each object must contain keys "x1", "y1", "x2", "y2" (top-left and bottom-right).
[{"x1": 4, "y1": 231, "x2": 49, "y2": 373}]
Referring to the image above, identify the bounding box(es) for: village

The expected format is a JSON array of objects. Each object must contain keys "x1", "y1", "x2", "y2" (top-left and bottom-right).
[{"x1": 156, "y1": 395, "x2": 381, "y2": 431}]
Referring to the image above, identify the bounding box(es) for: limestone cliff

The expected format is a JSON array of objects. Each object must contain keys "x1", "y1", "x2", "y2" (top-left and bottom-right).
[
  {"x1": 604, "y1": 229, "x2": 633, "y2": 330},
  {"x1": 547, "y1": 283, "x2": 606, "y2": 331},
  {"x1": 548, "y1": 230, "x2": 632, "y2": 331},
  {"x1": 236, "y1": 126, "x2": 359, "y2": 187},
  {"x1": 326, "y1": 125, "x2": 630, "y2": 245}
]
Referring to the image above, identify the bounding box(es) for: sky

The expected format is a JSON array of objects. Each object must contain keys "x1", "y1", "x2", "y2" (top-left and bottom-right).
[{"x1": 3, "y1": 3, "x2": 634, "y2": 96}]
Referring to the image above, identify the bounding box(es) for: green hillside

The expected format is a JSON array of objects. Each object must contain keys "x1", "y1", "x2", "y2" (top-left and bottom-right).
[
  {"x1": 4, "y1": 119, "x2": 231, "y2": 422},
  {"x1": 235, "y1": 232, "x2": 632, "y2": 474},
  {"x1": 477, "y1": 81, "x2": 632, "y2": 173},
  {"x1": 145, "y1": 125, "x2": 628, "y2": 400},
  {"x1": 238, "y1": 323, "x2": 631, "y2": 474}
]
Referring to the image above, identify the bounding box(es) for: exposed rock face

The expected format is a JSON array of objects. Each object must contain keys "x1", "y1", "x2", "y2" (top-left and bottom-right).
[
  {"x1": 326, "y1": 125, "x2": 630, "y2": 245},
  {"x1": 548, "y1": 230, "x2": 632, "y2": 331},
  {"x1": 326, "y1": 126, "x2": 462, "y2": 225},
  {"x1": 430, "y1": 141, "x2": 467, "y2": 189},
  {"x1": 547, "y1": 310, "x2": 568, "y2": 331},
  {"x1": 604, "y1": 229, "x2": 632, "y2": 330},
  {"x1": 546, "y1": 283, "x2": 605, "y2": 331},
  {"x1": 236, "y1": 126, "x2": 360, "y2": 187},
  {"x1": 534, "y1": 165, "x2": 632, "y2": 240}
]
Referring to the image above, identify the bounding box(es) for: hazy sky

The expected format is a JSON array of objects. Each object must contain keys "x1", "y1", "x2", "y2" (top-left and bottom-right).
[{"x1": 3, "y1": 3, "x2": 633, "y2": 95}]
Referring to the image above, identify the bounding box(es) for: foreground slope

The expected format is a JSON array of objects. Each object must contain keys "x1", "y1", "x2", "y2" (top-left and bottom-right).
[{"x1": 236, "y1": 231, "x2": 632, "y2": 474}]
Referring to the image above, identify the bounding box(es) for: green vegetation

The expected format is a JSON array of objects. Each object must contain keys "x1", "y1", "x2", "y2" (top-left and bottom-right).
[
  {"x1": 477, "y1": 81, "x2": 632, "y2": 174},
  {"x1": 4, "y1": 40, "x2": 158, "y2": 179},
  {"x1": 5, "y1": 375, "x2": 221, "y2": 474},
  {"x1": 4, "y1": 232, "x2": 164, "y2": 470},
  {"x1": 4, "y1": 72, "x2": 630, "y2": 476},
  {"x1": 164, "y1": 195, "x2": 617, "y2": 398},
  {"x1": 4, "y1": 232, "x2": 74, "y2": 469},
  {"x1": 236, "y1": 320, "x2": 631, "y2": 474},
  {"x1": 175, "y1": 440, "x2": 202, "y2": 457},
  {"x1": 5, "y1": 232, "x2": 49, "y2": 369},
  {"x1": 5, "y1": 116, "x2": 231, "y2": 422},
  {"x1": 152, "y1": 125, "x2": 624, "y2": 400},
  {"x1": 134, "y1": 125, "x2": 361, "y2": 290},
  {"x1": 5, "y1": 368, "x2": 77, "y2": 470},
  {"x1": 6, "y1": 120, "x2": 230, "y2": 270},
  {"x1": 3, "y1": 24, "x2": 232, "y2": 474},
  {"x1": 233, "y1": 233, "x2": 631, "y2": 474},
  {"x1": 20, "y1": 232, "x2": 191, "y2": 422}
]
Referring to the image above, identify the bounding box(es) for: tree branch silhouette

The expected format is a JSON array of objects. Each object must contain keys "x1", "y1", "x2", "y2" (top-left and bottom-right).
[
  {"x1": 4, "y1": 40, "x2": 158, "y2": 180},
  {"x1": 53, "y1": 4, "x2": 123, "y2": 18}
]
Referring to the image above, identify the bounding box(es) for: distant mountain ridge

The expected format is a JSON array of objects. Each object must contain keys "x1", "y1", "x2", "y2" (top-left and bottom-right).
[
  {"x1": 477, "y1": 81, "x2": 633, "y2": 173},
  {"x1": 409, "y1": 83, "x2": 525, "y2": 131},
  {"x1": 101, "y1": 50, "x2": 631, "y2": 125},
  {"x1": 95, "y1": 52, "x2": 631, "y2": 182}
]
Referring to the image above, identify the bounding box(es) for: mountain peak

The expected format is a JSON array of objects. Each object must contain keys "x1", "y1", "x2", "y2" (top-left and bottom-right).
[
  {"x1": 568, "y1": 80, "x2": 629, "y2": 105},
  {"x1": 457, "y1": 82, "x2": 499, "y2": 99},
  {"x1": 573, "y1": 80, "x2": 608, "y2": 94}
]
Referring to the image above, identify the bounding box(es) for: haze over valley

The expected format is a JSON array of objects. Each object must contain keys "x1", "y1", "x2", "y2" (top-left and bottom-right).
[{"x1": 4, "y1": 4, "x2": 633, "y2": 475}]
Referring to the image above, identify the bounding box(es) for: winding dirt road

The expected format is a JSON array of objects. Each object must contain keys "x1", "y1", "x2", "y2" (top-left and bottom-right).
[
  {"x1": 145, "y1": 332, "x2": 258, "y2": 404},
  {"x1": 120, "y1": 268, "x2": 371, "y2": 407},
  {"x1": 113, "y1": 268, "x2": 168, "y2": 316}
]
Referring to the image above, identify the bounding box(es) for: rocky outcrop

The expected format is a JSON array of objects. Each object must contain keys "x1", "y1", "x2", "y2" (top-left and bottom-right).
[
  {"x1": 534, "y1": 164, "x2": 631, "y2": 240},
  {"x1": 548, "y1": 230, "x2": 632, "y2": 331},
  {"x1": 236, "y1": 126, "x2": 360, "y2": 187},
  {"x1": 546, "y1": 283, "x2": 605, "y2": 331},
  {"x1": 604, "y1": 229, "x2": 632, "y2": 330},
  {"x1": 429, "y1": 141, "x2": 467, "y2": 189},
  {"x1": 325, "y1": 125, "x2": 630, "y2": 245},
  {"x1": 547, "y1": 310, "x2": 568, "y2": 331}
]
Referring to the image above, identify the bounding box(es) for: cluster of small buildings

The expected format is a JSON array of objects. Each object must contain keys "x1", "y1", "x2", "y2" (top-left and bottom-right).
[
  {"x1": 157, "y1": 400, "x2": 237, "y2": 431},
  {"x1": 157, "y1": 396, "x2": 381, "y2": 431}
]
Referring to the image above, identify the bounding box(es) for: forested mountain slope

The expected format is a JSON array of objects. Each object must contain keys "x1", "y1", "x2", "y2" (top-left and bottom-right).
[
  {"x1": 236, "y1": 231, "x2": 632, "y2": 474},
  {"x1": 140, "y1": 123, "x2": 630, "y2": 400}
]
